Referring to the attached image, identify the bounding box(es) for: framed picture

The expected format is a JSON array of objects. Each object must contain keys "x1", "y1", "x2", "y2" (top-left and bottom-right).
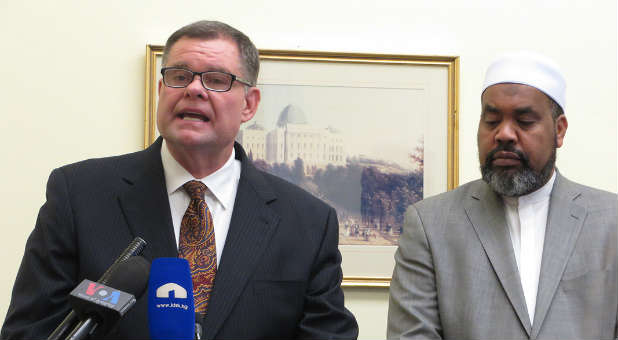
[{"x1": 145, "y1": 45, "x2": 459, "y2": 287}]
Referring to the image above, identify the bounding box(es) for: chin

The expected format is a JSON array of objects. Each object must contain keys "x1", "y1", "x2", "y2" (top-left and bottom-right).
[
  {"x1": 493, "y1": 166, "x2": 522, "y2": 173},
  {"x1": 164, "y1": 134, "x2": 206, "y2": 148}
]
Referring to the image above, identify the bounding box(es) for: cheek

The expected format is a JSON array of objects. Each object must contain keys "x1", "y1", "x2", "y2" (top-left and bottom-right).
[
  {"x1": 477, "y1": 147, "x2": 488, "y2": 165},
  {"x1": 476, "y1": 130, "x2": 495, "y2": 165},
  {"x1": 477, "y1": 130, "x2": 491, "y2": 150},
  {"x1": 522, "y1": 135, "x2": 553, "y2": 166},
  {"x1": 213, "y1": 97, "x2": 243, "y2": 121},
  {"x1": 157, "y1": 92, "x2": 180, "y2": 115}
]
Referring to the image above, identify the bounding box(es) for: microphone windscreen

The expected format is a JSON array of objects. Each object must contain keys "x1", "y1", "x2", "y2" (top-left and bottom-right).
[
  {"x1": 148, "y1": 258, "x2": 195, "y2": 340},
  {"x1": 106, "y1": 256, "x2": 151, "y2": 299},
  {"x1": 99, "y1": 237, "x2": 147, "y2": 285}
]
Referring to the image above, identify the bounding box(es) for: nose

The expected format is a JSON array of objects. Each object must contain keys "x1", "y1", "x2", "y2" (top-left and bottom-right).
[
  {"x1": 494, "y1": 121, "x2": 517, "y2": 144},
  {"x1": 184, "y1": 74, "x2": 208, "y2": 99}
]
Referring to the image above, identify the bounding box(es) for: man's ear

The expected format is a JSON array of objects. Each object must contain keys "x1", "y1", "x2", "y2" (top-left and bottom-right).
[
  {"x1": 555, "y1": 114, "x2": 568, "y2": 148},
  {"x1": 240, "y1": 87, "x2": 261, "y2": 123}
]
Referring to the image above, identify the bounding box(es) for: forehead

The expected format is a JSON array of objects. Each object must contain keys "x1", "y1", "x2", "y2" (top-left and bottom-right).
[
  {"x1": 166, "y1": 37, "x2": 241, "y2": 71},
  {"x1": 481, "y1": 83, "x2": 551, "y2": 110}
]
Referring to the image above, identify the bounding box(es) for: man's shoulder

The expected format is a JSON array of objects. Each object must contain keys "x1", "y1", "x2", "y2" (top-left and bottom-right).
[
  {"x1": 53, "y1": 147, "x2": 154, "y2": 185},
  {"x1": 63, "y1": 148, "x2": 145, "y2": 169},
  {"x1": 556, "y1": 174, "x2": 617, "y2": 210},
  {"x1": 414, "y1": 179, "x2": 486, "y2": 212}
]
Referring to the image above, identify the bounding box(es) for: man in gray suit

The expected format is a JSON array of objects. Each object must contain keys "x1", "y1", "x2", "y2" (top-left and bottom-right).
[{"x1": 387, "y1": 51, "x2": 617, "y2": 339}]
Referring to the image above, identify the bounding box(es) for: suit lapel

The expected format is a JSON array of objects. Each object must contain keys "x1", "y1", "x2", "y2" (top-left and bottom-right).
[
  {"x1": 530, "y1": 174, "x2": 585, "y2": 338},
  {"x1": 464, "y1": 182, "x2": 532, "y2": 335},
  {"x1": 201, "y1": 143, "x2": 280, "y2": 339},
  {"x1": 117, "y1": 138, "x2": 178, "y2": 261}
]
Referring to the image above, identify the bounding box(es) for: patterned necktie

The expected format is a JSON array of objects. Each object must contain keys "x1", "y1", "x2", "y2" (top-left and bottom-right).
[{"x1": 178, "y1": 180, "x2": 217, "y2": 315}]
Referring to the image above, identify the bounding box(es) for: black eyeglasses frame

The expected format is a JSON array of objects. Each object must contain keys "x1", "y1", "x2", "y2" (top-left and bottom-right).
[{"x1": 160, "y1": 67, "x2": 254, "y2": 92}]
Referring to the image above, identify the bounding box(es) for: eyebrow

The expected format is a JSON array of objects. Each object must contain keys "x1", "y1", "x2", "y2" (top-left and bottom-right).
[
  {"x1": 482, "y1": 104, "x2": 538, "y2": 116},
  {"x1": 482, "y1": 104, "x2": 499, "y2": 113},
  {"x1": 168, "y1": 63, "x2": 232, "y2": 74},
  {"x1": 513, "y1": 106, "x2": 537, "y2": 116}
]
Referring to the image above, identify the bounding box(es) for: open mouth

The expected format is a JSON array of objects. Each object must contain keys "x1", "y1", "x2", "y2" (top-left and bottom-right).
[{"x1": 178, "y1": 112, "x2": 209, "y2": 122}]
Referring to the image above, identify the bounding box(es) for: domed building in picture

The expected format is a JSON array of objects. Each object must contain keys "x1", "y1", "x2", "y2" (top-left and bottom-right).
[{"x1": 237, "y1": 104, "x2": 346, "y2": 172}]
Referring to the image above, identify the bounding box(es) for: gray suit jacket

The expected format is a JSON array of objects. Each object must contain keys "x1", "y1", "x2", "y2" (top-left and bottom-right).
[{"x1": 388, "y1": 173, "x2": 617, "y2": 339}]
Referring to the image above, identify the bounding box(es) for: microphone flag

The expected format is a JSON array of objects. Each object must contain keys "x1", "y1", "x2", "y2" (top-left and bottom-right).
[
  {"x1": 68, "y1": 280, "x2": 136, "y2": 326},
  {"x1": 148, "y1": 257, "x2": 195, "y2": 340},
  {"x1": 65, "y1": 256, "x2": 150, "y2": 340}
]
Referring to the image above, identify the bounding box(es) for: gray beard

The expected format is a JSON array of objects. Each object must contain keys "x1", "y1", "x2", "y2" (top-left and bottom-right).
[{"x1": 481, "y1": 147, "x2": 555, "y2": 197}]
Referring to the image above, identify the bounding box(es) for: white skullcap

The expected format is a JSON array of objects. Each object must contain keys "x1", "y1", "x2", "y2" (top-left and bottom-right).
[{"x1": 482, "y1": 50, "x2": 566, "y2": 111}]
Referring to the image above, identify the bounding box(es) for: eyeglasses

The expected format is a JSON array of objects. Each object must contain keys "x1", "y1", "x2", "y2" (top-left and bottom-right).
[{"x1": 161, "y1": 67, "x2": 254, "y2": 92}]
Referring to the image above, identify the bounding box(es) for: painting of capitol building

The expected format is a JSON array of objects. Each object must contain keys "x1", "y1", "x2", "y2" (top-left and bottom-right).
[
  {"x1": 236, "y1": 104, "x2": 424, "y2": 246},
  {"x1": 237, "y1": 104, "x2": 345, "y2": 172}
]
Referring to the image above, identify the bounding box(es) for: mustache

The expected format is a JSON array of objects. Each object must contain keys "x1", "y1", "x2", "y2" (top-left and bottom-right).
[{"x1": 485, "y1": 144, "x2": 530, "y2": 167}]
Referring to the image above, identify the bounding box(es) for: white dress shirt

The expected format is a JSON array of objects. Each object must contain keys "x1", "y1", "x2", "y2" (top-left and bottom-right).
[
  {"x1": 502, "y1": 171, "x2": 556, "y2": 325},
  {"x1": 160, "y1": 140, "x2": 241, "y2": 266}
]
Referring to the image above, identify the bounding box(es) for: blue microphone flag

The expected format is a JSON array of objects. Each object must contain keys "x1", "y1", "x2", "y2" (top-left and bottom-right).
[{"x1": 148, "y1": 258, "x2": 195, "y2": 340}]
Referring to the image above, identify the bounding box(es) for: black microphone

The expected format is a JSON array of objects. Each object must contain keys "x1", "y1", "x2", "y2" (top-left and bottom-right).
[
  {"x1": 65, "y1": 256, "x2": 150, "y2": 340},
  {"x1": 47, "y1": 237, "x2": 147, "y2": 340},
  {"x1": 97, "y1": 237, "x2": 147, "y2": 285}
]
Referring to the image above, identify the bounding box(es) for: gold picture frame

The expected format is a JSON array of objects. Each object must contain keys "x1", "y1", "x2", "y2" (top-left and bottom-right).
[{"x1": 145, "y1": 45, "x2": 459, "y2": 287}]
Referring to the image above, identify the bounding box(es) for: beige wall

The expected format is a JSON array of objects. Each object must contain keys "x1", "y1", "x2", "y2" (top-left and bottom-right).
[{"x1": 1, "y1": 1, "x2": 615, "y2": 338}]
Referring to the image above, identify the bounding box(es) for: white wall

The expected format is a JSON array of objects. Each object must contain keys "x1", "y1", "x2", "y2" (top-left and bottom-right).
[{"x1": 1, "y1": 1, "x2": 615, "y2": 338}]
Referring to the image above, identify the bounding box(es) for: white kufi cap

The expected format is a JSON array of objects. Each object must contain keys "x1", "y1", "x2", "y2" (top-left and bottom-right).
[{"x1": 482, "y1": 51, "x2": 566, "y2": 112}]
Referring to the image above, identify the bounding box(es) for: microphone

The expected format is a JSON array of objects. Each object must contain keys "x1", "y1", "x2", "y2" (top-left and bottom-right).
[
  {"x1": 47, "y1": 237, "x2": 147, "y2": 340},
  {"x1": 194, "y1": 317, "x2": 203, "y2": 340},
  {"x1": 65, "y1": 256, "x2": 151, "y2": 340},
  {"x1": 97, "y1": 237, "x2": 148, "y2": 284},
  {"x1": 148, "y1": 258, "x2": 195, "y2": 340}
]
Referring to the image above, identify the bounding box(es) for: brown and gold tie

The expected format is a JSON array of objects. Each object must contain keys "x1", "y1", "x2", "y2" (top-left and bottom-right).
[{"x1": 178, "y1": 180, "x2": 217, "y2": 315}]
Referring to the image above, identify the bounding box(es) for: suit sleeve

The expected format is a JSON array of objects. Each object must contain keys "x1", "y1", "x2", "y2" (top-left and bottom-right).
[
  {"x1": 387, "y1": 204, "x2": 442, "y2": 339},
  {"x1": 1, "y1": 168, "x2": 78, "y2": 339},
  {"x1": 296, "y1": 207, "x2": 359, "y2": 339}
]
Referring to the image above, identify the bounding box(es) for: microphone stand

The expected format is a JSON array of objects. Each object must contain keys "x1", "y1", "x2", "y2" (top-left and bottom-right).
[
  {"x1": 65, "y1": 319, "x2": 97, "y2": 340},
  {"x1": 195, "y1": 313, "x2": 203, "y2": 340}
]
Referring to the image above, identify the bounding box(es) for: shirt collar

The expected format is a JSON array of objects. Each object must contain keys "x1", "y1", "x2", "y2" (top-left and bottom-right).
[
  {"x1": 503, "y1": 170, "x2": 556, "y2": 207},
  {"x1": 161, "y1": 139, "x2": 239, "y2": 210}
]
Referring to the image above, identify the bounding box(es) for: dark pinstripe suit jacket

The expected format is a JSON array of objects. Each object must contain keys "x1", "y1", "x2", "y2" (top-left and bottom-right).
[{"x1": 1, "y1": 138, "x2": 358, "y2": 339}]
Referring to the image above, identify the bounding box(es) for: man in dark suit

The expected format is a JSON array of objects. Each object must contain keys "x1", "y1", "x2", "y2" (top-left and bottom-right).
[{"x1": 1, "y1": 20, "x2": 358, "y2": 339}]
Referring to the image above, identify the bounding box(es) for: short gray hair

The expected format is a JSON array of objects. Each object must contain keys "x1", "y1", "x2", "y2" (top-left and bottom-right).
[{"x1": 162, "y1": 20, "x2": 260, "y2": 85}]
